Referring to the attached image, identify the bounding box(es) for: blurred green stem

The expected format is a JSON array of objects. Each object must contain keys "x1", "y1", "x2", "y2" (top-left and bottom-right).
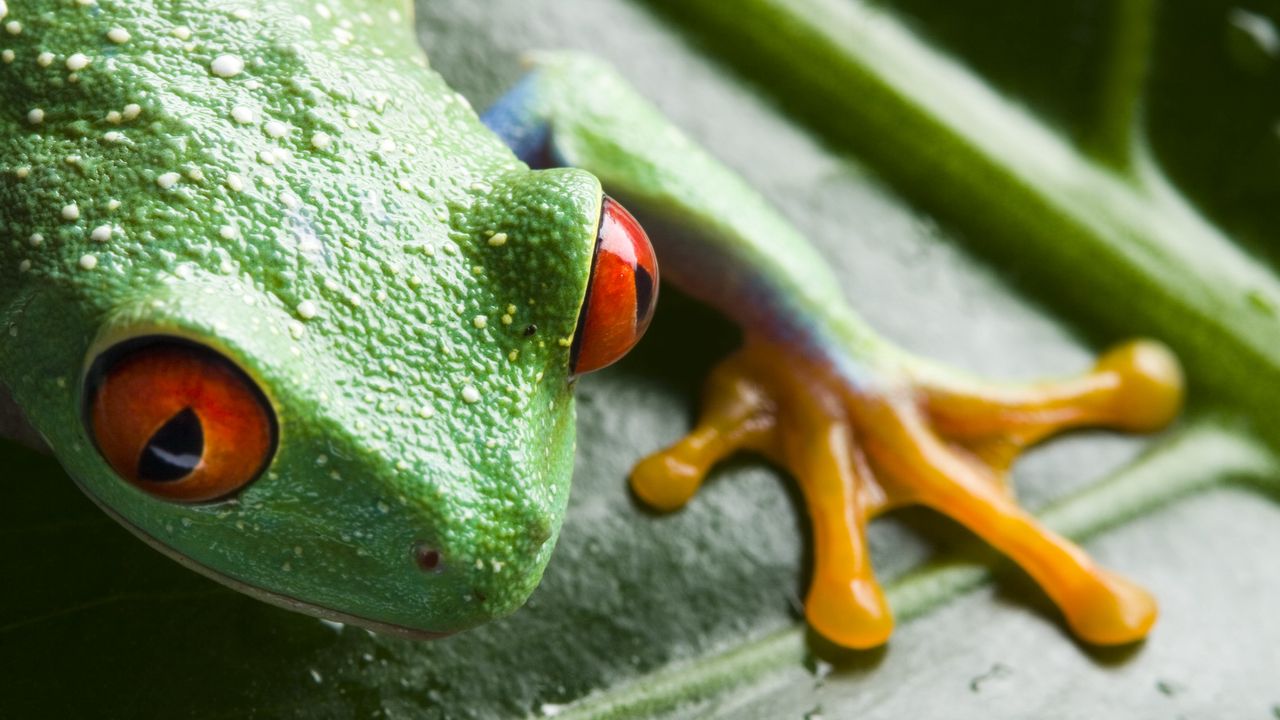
[
  {"x1": 645, "y1": 0, "x2": 1280, "y2": 444},
  {"x1": 1085, "y1": 0, "x2": 1157, "y2": 173}
]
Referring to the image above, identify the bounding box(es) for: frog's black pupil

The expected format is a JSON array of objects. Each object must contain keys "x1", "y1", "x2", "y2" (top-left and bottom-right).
[
  {"x1": 137, "y1": 407, "x2": 204, "y2": 483},
  {"x1": 634, "y1": 266, "x2": 654, "y2": 324}
]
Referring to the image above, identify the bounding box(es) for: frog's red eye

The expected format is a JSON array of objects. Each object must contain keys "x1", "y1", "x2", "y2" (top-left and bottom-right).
[
  {"x1": 84, "y1": 338, "x2": 277, "y2": 503},
  {"x1": 570, "y1": 196, "x2": 659, "y2": 375}
]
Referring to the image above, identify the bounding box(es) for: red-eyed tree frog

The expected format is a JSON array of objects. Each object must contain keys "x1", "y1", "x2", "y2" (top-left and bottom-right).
[{"x1": 0, "y1": 0, "x2": 1184, "y2": 648}]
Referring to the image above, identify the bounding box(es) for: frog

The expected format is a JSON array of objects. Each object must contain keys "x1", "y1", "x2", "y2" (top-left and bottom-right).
[{"x1": 0, "y1": 0, "x2": 1184, "y2": 649}]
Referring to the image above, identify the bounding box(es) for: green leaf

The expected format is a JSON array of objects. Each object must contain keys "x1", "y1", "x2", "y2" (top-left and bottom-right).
[{"x1": 5, "y1": 1, "x2": 1280, "y2": 718}]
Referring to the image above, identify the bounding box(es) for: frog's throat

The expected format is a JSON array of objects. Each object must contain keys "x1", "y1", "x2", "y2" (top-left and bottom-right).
[
  {"x1": 72, "y1": 477, "x2": 451, "y2": 640},
  {"x1": 0, "y1": 381, "x2": 48, "y2": 453}
]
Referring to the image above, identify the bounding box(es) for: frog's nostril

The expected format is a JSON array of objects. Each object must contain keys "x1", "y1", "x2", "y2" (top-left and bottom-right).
[
  {"x1": 411, "y1": 541, "x2": 443, "y2": 573},
  {"x1": 570, "y1": 196, "x2": 660, "y2": 376}
]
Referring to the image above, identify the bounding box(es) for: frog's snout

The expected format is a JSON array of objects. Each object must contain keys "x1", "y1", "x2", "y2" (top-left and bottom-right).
[{"x1": 569, "y1": 196, "x2": 660, "y2": 375}]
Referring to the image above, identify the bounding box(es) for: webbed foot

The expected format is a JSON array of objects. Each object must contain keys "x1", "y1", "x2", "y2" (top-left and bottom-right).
[{"x1": 631, "y1": 338, "x2": 1183, "y2": 648}]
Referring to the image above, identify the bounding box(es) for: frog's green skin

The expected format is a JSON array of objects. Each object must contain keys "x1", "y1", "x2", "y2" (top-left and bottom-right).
[{"x1": 0, "y1": 0, "x2": 604, "y2": 634}]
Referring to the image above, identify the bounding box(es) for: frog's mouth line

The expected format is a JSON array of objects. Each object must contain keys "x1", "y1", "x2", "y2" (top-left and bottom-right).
[{"x1": 73, "y1": 477, "x2": 452, "y2": 641}]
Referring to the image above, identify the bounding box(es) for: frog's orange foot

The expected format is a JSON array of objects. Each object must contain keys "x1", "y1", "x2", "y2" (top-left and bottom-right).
[{"x1": 631, "y1": 338, "x2": 1183, "y2": 649}]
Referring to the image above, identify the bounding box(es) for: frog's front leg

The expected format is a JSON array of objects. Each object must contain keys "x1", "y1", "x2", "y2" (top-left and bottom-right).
[
  {"x1": 486, "y1": 53, "x2": 1184, "y2": 648},
  {"x1": 633, "y1": 338, "x2": 1179, "y2": 647}
]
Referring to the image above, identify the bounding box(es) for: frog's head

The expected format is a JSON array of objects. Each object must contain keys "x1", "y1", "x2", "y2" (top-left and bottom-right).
[
  {"x1": 4, "y1": 58, "x2": 657, "y2": 635},
  {"x1": 25, "y1": 170, "x2": 657, "y2": 637}
]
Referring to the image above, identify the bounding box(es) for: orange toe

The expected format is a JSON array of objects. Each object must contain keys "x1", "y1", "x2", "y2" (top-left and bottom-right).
[
  {"x1": 806, "y1": 574, "x2": 895, "y2": 649},
  {"x1": 1060, "y1": 570, "x2": 1158, "y2": 645},
  {"x1": 630, "y1": 451, "x2": 703, "y2": 511},
  {"x1": 1094, "y1": 340, "x2": 1184, "y2": 433}
]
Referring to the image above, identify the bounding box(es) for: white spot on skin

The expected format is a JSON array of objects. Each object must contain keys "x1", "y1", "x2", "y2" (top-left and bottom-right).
[
  {"x1": 65, "y1": 53, "x2": 90, "y2": 71},
  {"x1": 18, "y1": 259, "x2": 31, "y2": 273},
  {"x1": 6, "y1": 21, "x2": 22, "y2": 35},
  {"x1": 473, "y1": 316, "x2": 487, "y2": 329},
  {"x1": 210, "y1": 54, "x2": 245, "y2": 78},
  {"x1": 227, "y1": 174, "x2": 245, "y2": 191},
  {"x1": 333, "y1": 27, "x2": 354, "y2": 44},
  {"x1": 264, "y1": 120, "x2": 288, "y2": 138},
  {"x1": 26, "y1": 108, "x2": 43, "y2": 124},
  {"x1": 231, "y1": 8, "x2": 252, "y2": 20},
  {"x1": 122, "y1": 104, "x2": 142, "y2": 120},
  {"x1": 172, "y1": 26, "x2": 192, "y2": 41},
  {"x1": 297, "y1": 300, "x2": 319, "y2": 319},
  {"x1": 219, "y1": 224, "x2": 239, "y2": 239},
  {"x1": 36, "y1": 52, "x2": 53, "y2": 67},
  {"x1": 156, "y1": 172, "x2": 181, "y2": 189},
  {"x1": 61, "y1": 203, "x2": 79, "y2": 221},
  {"x1": 259, "y1": 149, "x2": 278, "y2": 165},
  {"x1": 1, "y1": 50, "x2": 13, "y2": 64},
  {"x1": 28, "y1": 233, "x2": 43, "y2": 247},
  {"x1": 106, "y1": 110, "x2": 122, "y2": 124},
  {"x1": 106, "y1": 199, "x2": 121, "y2": 211},
  {"x1": 231, "y1": 105, "x2": 255, "y2": 124},
  {"x1": 103, "y1": 131, "x2": 125, "y2": 143},
  {"x1": 487, "y1": 232, "x2": 508, "y2": 247},
  {"x1": 79, "y1": 254, "x2": 98, "y2": 270},
  {"x1": 14, "y1": 166, "x2": 28, "y2": 178},
  {"x1": 461, "y1": 386, "x2": 481, "y2": 404},
  {"x1": 310, "y1": 132, "x2": 332, "y2": 150},
  {"x1": 90, "y1": 224, "x2": 112, "y2": 242},
  {"x1": 0, "y1": 1, "x2": 7, "y2": 20},
  {"x1": 107, "y1": 27, "x2": 131, "y2": 44},
  {"x1": 280, "y1": 192, "x2": 301, "y2": 210}
]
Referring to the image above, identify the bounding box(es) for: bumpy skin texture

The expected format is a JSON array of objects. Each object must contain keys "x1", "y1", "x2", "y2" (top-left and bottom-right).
[{"x1": 0, "y1": 1, "x2": 602, "y2": 634}]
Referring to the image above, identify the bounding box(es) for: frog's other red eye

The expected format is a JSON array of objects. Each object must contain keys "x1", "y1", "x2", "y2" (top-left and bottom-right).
[
  {"x1": 570, "y1": 196, "x2": 659, "y2": 375},
  {"x1": 84, "y1": 338, "x2": 277, "y2": 502}
]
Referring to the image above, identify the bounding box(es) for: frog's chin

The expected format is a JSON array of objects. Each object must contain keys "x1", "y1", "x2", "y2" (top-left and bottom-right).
[{"x1": 73, "y1": 478, "x2": 452, "y2": 641}]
